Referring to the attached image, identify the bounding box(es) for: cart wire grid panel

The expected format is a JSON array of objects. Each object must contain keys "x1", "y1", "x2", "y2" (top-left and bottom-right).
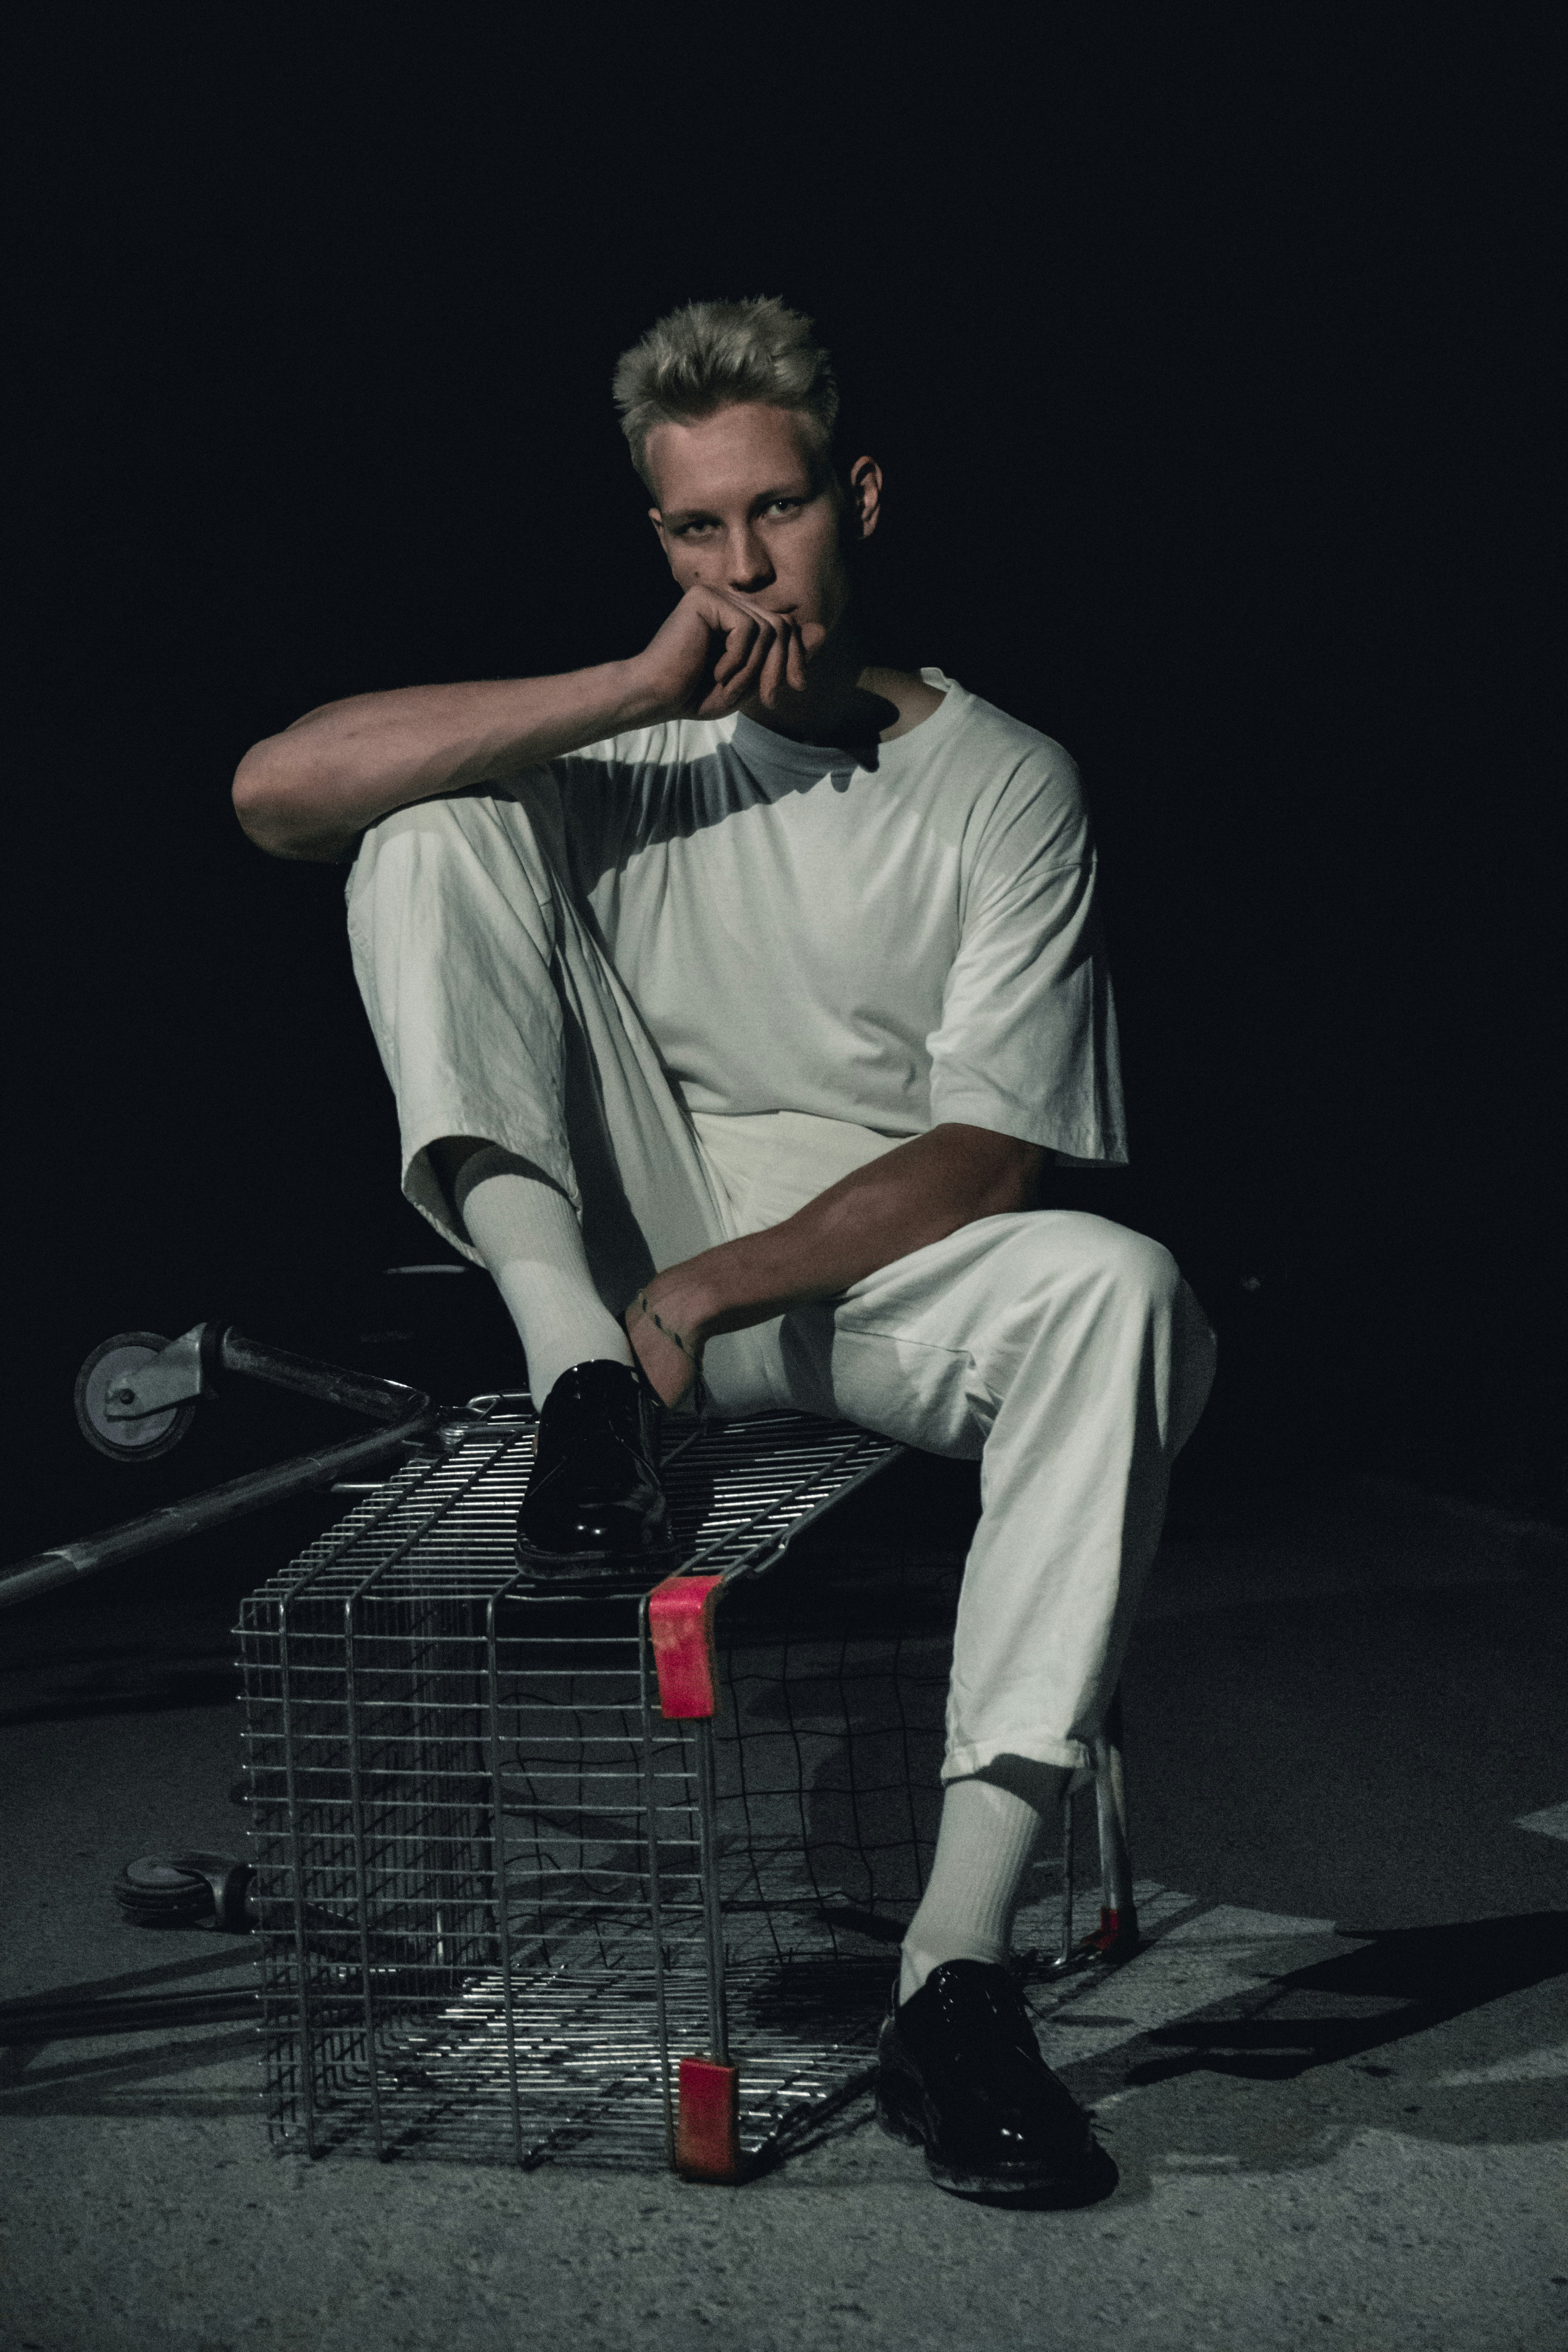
[{"x1": 238, "y1": 1401, "x2": 981, "y2": 2176}]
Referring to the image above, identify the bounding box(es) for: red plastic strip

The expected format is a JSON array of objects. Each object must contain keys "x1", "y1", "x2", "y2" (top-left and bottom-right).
[
  {"x1": 1083, "y1": 1904, "x2": 1141, "y2": 1958},
  {"x1": 675, "y1": 2055, "x2": 740, "y2": 2181},
  {"x1": 648, "y1": 1573, "x2": 724, "y2": 1718}
]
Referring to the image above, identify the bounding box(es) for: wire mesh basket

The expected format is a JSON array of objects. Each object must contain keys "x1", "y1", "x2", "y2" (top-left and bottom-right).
[
  {"x1": 237, "y1": 1397, "x2": 975, "y2": 2174},
  {"x1": 238, "y1": 1396, "x2": 1137, "y2": 2178}
]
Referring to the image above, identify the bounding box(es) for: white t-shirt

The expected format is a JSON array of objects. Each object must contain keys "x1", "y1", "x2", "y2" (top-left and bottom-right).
[{"x1": 543, "y1": 667, "x2": 1128, "y2": 1169}]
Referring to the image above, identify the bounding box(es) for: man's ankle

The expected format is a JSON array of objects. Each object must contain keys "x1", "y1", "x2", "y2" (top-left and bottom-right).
[
  {"x1": 539, "y1": 1359, "x2": 647, "y2": 1416},
  {"x1": 899, "y1": 1940, "x2": 1004, "y2": 2007}
]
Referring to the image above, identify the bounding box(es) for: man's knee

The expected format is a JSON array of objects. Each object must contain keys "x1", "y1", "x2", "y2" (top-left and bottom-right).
[
  {"x1": 997, "y1": 1212, "x2": 1214, "y2": 1452},
  {"x1": 347, "y1": 787, "x2": 561, "y2": 992},
  {"x1": 1008, "y1": 1211, "x2": 1183, "y2": 1317},
  {"x1": 1107, "y1": 1226, "x2": 1183, "y2": 1322},
  {"x1": 1057, "y1": 1220, "x2": 1217, "y2": 1447},
  {"x1": 352, "y1": 788, "x2": 532, "y2": 883},
  {"x1": 350, "y1": 795, "x2": 490, "y2": 930}
]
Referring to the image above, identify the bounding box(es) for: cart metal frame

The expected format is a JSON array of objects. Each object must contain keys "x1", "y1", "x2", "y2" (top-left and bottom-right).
[
  {"x1": 0, "y1": 1323, "x2": 1139, "y2": 2182},
  {"x1": 237, "y1": 1394, "x2": 1138, "y2": 2181}
]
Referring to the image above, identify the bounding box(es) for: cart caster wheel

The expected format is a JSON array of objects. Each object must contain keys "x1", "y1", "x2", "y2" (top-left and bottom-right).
[
  {"x1": 74, "y1": 1331, "x2": 196, "y2": 1462},
  {"x1": 112, "y1": 1852, "x2": 256, "y2": 1931}
]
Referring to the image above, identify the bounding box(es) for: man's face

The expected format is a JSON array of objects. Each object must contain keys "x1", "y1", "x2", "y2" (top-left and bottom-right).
[{"x1": 646, "y1": 402, "x2": 879, "y2": 648}]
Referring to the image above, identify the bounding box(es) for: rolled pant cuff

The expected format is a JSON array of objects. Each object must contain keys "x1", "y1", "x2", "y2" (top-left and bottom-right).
[{"x1": 942, "y1": 1733, "x2": 1091, "y2": 1782}]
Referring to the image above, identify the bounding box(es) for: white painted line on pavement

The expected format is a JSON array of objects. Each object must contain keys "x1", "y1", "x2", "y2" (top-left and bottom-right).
[
  {"x1": 1020, "y1": 1891, "x2": 1343, "y2": 2088},
  {"x1": 1434, "y1": 2042, "x2": 1568, "y2": 2084},
  {"x1": 1515, "y1": 1801, "x2": 1568, "y2": 1841}
]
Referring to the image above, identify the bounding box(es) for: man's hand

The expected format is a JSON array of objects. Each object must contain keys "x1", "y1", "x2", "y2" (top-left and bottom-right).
[
  {"x1": 625, "y1": 1290, "x2": 705, "y2": 1411},
  {"x1": 624, "y1": 1125, "x2": 1044, "y2": 1409},
  {"x1": 628, "y1": 584, "x2": 824, "y2": 725}
]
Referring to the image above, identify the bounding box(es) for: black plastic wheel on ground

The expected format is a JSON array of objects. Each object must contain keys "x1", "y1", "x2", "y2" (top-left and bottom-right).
[
  {"x1": 73, "y1": 1331, "x2": 197, "y2": 1462},
  {"x1": 112, "y1": 1853, "x2": 256, "y2": 1930}
]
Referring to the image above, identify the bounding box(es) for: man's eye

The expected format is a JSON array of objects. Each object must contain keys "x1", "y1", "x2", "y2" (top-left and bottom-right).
[{"x1": 674, "y1": 501, "x2": 801, "y2": 537}]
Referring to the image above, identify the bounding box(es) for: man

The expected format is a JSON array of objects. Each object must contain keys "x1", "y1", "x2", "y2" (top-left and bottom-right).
[{"x1": 233, "y1": 295, "x2": 1217, "y2": 2202}]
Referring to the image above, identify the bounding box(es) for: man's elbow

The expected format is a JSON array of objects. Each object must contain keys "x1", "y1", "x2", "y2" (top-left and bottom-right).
[
  {"x1": 958, "y1": 1129, "x2": 1045, "y2": 1219},
  {"x1": 231, "y1": 741, "x2": 346, "y2": 861},
  {"x1": 231, "y1": 739, "x2": 290, "y2": 848},
  {"x1": 991, "y1": 1143, "x2": 1045, "y2": 1217},
  {"x1": 915, "y1": 1127, "x2": 1043, "y2": 1223}
]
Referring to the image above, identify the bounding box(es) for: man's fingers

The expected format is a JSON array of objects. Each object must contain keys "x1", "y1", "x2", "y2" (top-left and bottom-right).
[
  {"x1": 686, "y1": 587, "x2": 819, "y2": 714},
  {"x1": 758, "y1": 616, "x2": 793, "y2": 704},
  {"x1": 711, "y1": 613, "x2": 758, "y2": 685},
  {"x1": 626, "y1": 1301, "x2": 697, "y2": 1410},
  {"x1": 724, "y1": 612, "x2": 775, "y2": 704}
]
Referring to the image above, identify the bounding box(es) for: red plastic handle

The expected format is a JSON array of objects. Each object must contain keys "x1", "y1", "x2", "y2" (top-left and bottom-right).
[
  {"x1": 648, "y1": 1573, "x2": 724, "y2": 1718},
  {"x1": 676, "y1": 2055, "x2": 740, "y2": 2181}
]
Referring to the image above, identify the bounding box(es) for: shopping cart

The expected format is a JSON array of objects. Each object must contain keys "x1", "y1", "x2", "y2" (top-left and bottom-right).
[{"x1": 2, "y1": 1322, "x2": 1141, "y2": 2182}]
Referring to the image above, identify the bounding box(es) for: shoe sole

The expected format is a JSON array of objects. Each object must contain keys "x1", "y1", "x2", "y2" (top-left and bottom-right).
[
  {"x1": 875, "y1": 2071, "x2": 1094, "y2": 2200},
  {"x1": 512, "y1": 1542, "x2": 679, "y2": 1595},
  {"x1": 514, "y1": 1541, "x2": 678, "y2": 1564}
]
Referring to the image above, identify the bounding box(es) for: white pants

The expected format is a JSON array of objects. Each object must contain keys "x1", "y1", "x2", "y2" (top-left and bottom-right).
[{"x1": 347, "y1": 780, "x2": 1218, "y2": 1780}]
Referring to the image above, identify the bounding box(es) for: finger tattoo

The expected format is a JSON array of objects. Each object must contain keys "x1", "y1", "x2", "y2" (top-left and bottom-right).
[{"x1": 634, "y1": 1291, "x2": 703, "y2": 1365}]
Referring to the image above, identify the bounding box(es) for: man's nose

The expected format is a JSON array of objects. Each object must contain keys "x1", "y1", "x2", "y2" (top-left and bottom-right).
[{"x1": 724, "y1": 527, "x2": 774, "y2": 593}]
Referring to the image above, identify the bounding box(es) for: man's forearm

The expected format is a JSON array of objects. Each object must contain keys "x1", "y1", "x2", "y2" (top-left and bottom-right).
[
  {"x1": 232, "y1": 579, "x2": 823, "y2": 862},
  {"x1": 640, "y1": 1125, "x2": 1044, "y2": 1352},
  {"x1": 231, "y1": 661, "x2": 657, "y2": 861}
]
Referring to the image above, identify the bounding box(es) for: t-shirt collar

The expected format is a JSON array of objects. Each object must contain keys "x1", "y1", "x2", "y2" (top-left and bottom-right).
[
  {"x1": 729, "y1": 710, "x2": 870, "y2": 779},
  {"x1": 730, "y1": 671, "x2": 962, "y2": 779}
]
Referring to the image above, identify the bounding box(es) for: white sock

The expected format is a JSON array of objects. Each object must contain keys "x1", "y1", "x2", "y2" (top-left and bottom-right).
[
  {"x1": 899, "y1": 1771, "x2": 1066, "y2": 2005},
  {"x1": 450, "y1": 1145, "x2": 633, "y2": 1405}
]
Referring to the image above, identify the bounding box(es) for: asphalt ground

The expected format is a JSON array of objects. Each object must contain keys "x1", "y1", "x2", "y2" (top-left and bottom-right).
[{"x1": 2, "y1": 1467, "x2": 1566, "y2": 2352}]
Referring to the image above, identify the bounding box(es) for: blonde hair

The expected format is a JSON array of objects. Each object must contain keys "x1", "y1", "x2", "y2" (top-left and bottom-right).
[{"x1": 612, "y1": 295, "x2": 842, "y2": 498}]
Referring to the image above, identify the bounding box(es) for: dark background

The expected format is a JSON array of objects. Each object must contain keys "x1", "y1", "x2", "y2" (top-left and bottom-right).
[{"x1": 6, "y1": 14, "x2": 1561, "y2": 1573}]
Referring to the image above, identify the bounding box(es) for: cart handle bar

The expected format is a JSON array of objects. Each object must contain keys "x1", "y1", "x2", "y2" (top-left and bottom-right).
[{"x1": 0, "y1": 1323, "x2": 441, "y2": 1612}]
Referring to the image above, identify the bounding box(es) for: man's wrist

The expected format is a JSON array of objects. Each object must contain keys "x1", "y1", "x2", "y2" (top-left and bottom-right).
[
  {"x1": 607, "y1": 655, "x2": 677, "y2": 733},
  {"x1": 637, "y1": 1262, "x2": 731, "y2": 1350},
  {"x1": 632, "y1": 1289, "x2": 705, "y2": 1365},
  {"x1": 641, "y1": 1236, "x2": 828, "y2": 1348}
]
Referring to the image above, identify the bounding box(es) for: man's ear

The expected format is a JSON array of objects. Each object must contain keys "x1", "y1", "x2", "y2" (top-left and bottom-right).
[
  {"x1": 849, "y1": 456, "x2": 883, "y2": 541},
  {"x1": 837, "y1": 456, "x2": 882, "y2": 550},
  {"x1": 835, "y1": 461, "x2": 881, "y2": 567}
]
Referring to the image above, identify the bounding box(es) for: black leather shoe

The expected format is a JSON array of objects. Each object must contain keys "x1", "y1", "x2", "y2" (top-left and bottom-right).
[
  {"x1": 876, "y1": 1958, "x2": 1095, "y2": 2198},
  {"x1": 515, "y1": 1359, "x2": 676, "y2": 1586}
]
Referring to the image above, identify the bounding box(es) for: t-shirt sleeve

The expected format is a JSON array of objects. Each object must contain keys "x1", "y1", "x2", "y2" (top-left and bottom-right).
[{"x1": 926, "y1": 747, "x2": 1129, "y2": 1164}]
